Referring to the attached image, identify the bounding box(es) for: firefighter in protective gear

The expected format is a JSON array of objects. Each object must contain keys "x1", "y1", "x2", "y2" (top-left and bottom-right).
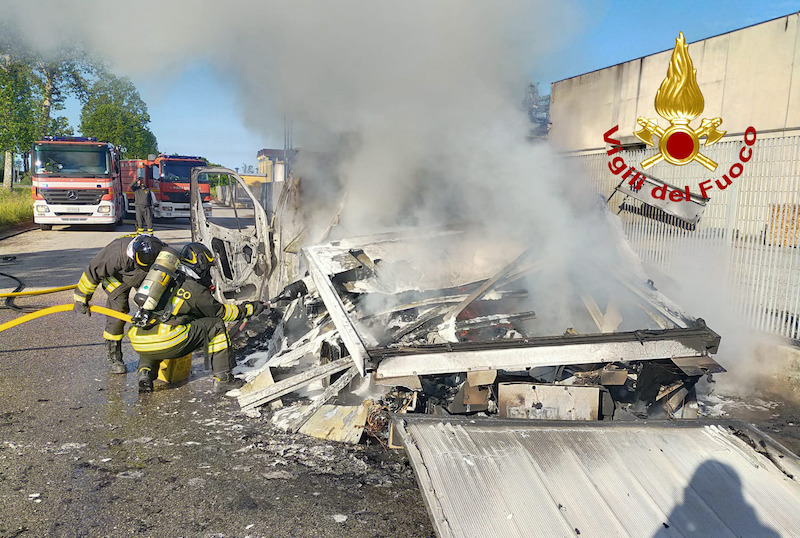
[
  {"x1": 73, "y1": 235, "x2": 166, "y2": 374},
  {"x1": 129, "y1": 242, "x2": 265, "y2": 394}
]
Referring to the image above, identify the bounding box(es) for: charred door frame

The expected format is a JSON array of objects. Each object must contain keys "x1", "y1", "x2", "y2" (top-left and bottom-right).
[{"x1": 190, "y1": 166, "x2": 272, "y2": 303}]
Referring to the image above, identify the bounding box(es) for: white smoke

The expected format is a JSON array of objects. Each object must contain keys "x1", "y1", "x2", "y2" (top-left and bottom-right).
[
  {"x1": 2, "y1": 0, "x2": 585, "y2": 235},
  {"x1": 4, "y1": 0, "x2": 653, "y2": 331}
]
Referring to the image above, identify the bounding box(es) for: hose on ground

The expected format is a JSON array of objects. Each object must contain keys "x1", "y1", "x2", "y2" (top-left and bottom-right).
[
  {"x1": 0, "y1": 284, "x2": 77, "y2": 298},
  {"x1": 0, "y1": 271, "x2": 25, "y2": 311},
  {"x1": 0, "y1": 304, "x2": 132, "y2": 333}
]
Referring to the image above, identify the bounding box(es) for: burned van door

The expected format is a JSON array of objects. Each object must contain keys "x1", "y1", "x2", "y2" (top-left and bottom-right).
[{"x1": 190, "y1": 167, "x2": 272, "y2": 303}]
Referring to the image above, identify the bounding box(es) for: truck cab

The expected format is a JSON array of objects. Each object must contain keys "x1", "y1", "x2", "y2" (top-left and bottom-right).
[
  {"x1": 146, "y1": 154, "x2": 211, "y2": 219},
  {"x1": 31, "y1": 137, "x2": 124, "y2": 230}
]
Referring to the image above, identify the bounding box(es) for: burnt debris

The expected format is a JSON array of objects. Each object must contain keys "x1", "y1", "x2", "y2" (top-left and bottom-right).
[{"x1": 231, "y1": 229, "x2": 724, "y2": 441}]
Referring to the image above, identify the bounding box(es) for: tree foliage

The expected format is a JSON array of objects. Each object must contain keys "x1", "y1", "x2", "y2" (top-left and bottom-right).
[
  {"x1": 0, "y1": 61, "x2": 37, "y2": 153},
  {"x1": 80, "y1": 73, "x2": 158, "y2": 159},
  {"x1": 1, "y1": 26, "x2": 95, "y2": 143},
  {"x1": 0, "y1": 26, "x2": 38, "y2": 154},
  {"x1": 46, "y1": 115, "x2": 75, "y2": 137},
  {"x1": 1, "y1": 29, "x2": 157, "y2": 184},
  {"x1": 33, "y1": 46, "x2": 97, "y2": 135},
  {"x1": 0, "y1": 26, "x2": 37, "y2": 187}
]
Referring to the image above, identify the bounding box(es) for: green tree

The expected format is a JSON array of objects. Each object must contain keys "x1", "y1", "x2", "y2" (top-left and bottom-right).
[
  {"x1": 33, "y1": 46, "x2": 96, "y2": 137},
  {"x1": 80, "y1": 73, "x2": 157, "y2": 159},
  {"x1": 0, "y1": 25, "x2": 37, "y2": 189},
  {"x1": 46, "y1": 115, "x2": 74, "y2": 137},
  {"x1": 0, "y1": 61, "x2": 37, "y2": 189}
]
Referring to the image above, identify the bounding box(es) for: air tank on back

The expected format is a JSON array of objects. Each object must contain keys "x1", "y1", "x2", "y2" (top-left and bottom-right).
[{"x1": 134, "y1": 248, "x2": 181, "y2": 312}]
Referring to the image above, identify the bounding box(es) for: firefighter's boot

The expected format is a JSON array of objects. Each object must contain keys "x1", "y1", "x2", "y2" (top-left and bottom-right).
[
  {"x1": 137, "y1": 367, "x2": 154, "y2": 393},
  {"x1": 212, "y1": 372, "x2": 244, "y2": 394},
  {"x1": 106, "y1": 340, "x2": 127, "y2": 374}
]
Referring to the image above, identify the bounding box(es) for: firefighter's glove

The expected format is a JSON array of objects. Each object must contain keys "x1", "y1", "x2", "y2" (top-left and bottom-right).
[
  {"x1": 74, "y1": 300, "x2": 91, "y2": 317},
  {"x1": 244, "y1": 301, "x2": 265, "y2": 318}
]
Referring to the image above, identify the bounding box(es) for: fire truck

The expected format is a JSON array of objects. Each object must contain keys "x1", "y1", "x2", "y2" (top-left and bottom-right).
[
  {"x1": 121, "y1": 154, "x2": 212, "y2": 219},
  {"x1": 31, "y1": 137, "x2": 125, "y2": 231}
]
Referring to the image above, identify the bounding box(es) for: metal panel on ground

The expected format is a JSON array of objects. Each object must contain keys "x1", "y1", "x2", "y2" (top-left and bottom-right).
[{"x1": 396, "y1": 417, "x2": 800, "y2": 538}]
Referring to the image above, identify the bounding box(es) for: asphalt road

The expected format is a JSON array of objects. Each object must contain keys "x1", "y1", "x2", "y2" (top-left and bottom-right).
[{"x1": 0, "y1": 219, "x2": 434, "y2": 538}]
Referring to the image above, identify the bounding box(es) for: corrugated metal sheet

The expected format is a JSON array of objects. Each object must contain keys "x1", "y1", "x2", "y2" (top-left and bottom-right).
[{"x1": 397, "y1": 417, "x2": 800, "y2": 537}]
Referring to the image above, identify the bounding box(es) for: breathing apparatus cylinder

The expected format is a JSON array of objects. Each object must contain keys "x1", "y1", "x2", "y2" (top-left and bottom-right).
[{"x1": 134, "y1": 248, "x2": 181, "y2": 312}]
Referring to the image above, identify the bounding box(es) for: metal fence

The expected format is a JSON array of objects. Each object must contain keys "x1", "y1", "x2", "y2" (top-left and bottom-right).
[{"x1": 571, "y1": 133, "x2": 800, "y2": 341}]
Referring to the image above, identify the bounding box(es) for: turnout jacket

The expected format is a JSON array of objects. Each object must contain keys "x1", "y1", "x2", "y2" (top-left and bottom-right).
[
  {"x1": 128, "y1": 278, "x2": 259, "y2": 355},
  {"x1": 165, "y1": 278, "x2": 258, "y2": 326},
  {"x1": 131, "y1": 180, "x2": 152, "y2": 207},
  {"x1": 74, "y1": 236, "x2": 147, "y2": 305}
]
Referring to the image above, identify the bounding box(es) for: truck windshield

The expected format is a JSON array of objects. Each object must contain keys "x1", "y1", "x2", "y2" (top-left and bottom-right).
[
  {"x1": 160, "y1": 161, "x2": 208, "y2": 183},
  {"x1": 33, "y1": 144, "x2": 111, "y2": 178}
]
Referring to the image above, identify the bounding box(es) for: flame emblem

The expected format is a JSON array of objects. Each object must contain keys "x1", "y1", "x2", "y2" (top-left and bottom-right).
[{"x1": 634, "y1": 32, "x2": 726, "y2": 171}]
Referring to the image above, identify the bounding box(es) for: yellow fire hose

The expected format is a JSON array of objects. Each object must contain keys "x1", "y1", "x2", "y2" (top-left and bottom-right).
[
  {"x1": 0, "y1": 303, "x2": 132, "y2": 333},
  {"x1": 0, "y1": 284, "x2": 77, "y2": 298}
]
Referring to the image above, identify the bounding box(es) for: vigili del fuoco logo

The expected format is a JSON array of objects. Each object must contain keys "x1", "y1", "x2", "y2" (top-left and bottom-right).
[{"x1": 603, "y1": 32, "x2": 757, "y2": 203}]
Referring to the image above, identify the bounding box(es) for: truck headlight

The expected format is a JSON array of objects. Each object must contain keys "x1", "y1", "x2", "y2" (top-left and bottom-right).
[
  {"x1": 35, "y1": 205, "x2": 49, "y2": 214},
  {"x1": 97, "y1": 206, "x2": 111, "y2": 214}
]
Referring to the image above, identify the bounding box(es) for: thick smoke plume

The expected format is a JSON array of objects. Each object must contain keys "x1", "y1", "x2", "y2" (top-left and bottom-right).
[
  {"x1": 5, "y1": 0, "x2": 659, "y2": 332},
  {"x1": 3, "y1": 0, "x2": 584, "y2": 238}
]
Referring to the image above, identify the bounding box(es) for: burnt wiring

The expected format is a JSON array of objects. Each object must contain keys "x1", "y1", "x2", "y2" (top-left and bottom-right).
[
  {"x1": 366, "y1": 406, "x2": 390, "y2": 450},
  {"x1": 366, "y1": 394, "x2": 416, "y2": 450}
]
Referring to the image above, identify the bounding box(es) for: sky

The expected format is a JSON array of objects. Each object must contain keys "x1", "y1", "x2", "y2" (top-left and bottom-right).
[{"x1": 51, "y1": 0, "x2": 800, "y2": 170}]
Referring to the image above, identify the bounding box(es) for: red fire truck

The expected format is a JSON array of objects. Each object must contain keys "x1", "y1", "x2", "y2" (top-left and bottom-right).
[
  {"x1": 31, "y1": 137, "x2": 125, "y2": 230},
  {"x1": 121, "y1": 154, "x2": 212, "y2": 219}
]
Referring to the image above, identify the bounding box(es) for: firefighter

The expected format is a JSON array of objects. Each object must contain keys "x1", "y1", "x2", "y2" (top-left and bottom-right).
[
  {"x1": 131, "y1": 174, "x2": 153, "y2": 235},
  {"x1": 129, "y1": 242, "x2": 265, "y2": 394},
  {"x1": 73, "y1": 234, "x2": 166, "y2": 374}
]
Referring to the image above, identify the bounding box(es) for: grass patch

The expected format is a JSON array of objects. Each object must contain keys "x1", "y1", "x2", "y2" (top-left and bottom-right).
[{"x1": 0, "y1": 188, "x2": 33, "y2": 231}]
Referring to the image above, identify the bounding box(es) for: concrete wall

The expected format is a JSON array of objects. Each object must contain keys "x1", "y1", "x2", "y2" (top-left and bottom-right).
[{"x1": 550, "y1": 13, "x2": 800, "y2": 152}]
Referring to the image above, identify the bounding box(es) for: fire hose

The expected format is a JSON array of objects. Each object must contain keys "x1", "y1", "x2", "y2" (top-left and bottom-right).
[
  {"x1": 0, "y1": 304, "x2": 132, "y2": 333},
  {"x1": 0, "y1": 284, "x2": 77, "y2": 298}
]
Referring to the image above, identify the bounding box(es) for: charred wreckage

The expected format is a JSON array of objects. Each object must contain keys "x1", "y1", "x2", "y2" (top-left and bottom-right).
[{"x1": 189, "y1": 167, "x2": 724, "y2": 440}]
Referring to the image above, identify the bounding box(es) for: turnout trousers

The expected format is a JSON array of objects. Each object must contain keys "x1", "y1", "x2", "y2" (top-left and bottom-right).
[
  {"x1": 135, "y1": 205, "x2": 153, "y2": 234},
  {"x1": 129, "y1": 317, "x2": 233, "y2": 374},
  {"x1": 102, "y1": 279, "x2": 132, "y2": 343}
]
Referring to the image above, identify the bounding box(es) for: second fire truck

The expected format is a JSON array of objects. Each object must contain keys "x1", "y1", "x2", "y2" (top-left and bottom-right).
[{"x1": 121, "y1": 154, "x2": 212, "y2": 219}]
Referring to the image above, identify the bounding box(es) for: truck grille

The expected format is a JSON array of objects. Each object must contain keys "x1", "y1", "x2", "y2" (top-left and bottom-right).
[
  {"x1": 164, "y1": 191, "x2": 191, "y2": 203},
  {"x1": 41, "y1": 189, "x2": 105, "y2": 205}
]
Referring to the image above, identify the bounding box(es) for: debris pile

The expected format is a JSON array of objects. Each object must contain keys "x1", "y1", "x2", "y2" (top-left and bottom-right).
[{"x1": 233, "y1": 226, "x2": 724, "y2": 442}]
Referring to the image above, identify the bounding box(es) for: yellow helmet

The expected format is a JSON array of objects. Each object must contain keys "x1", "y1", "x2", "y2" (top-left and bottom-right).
[{"x1": 180, "y1": 242, "x2": 215, "y2": 278}]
